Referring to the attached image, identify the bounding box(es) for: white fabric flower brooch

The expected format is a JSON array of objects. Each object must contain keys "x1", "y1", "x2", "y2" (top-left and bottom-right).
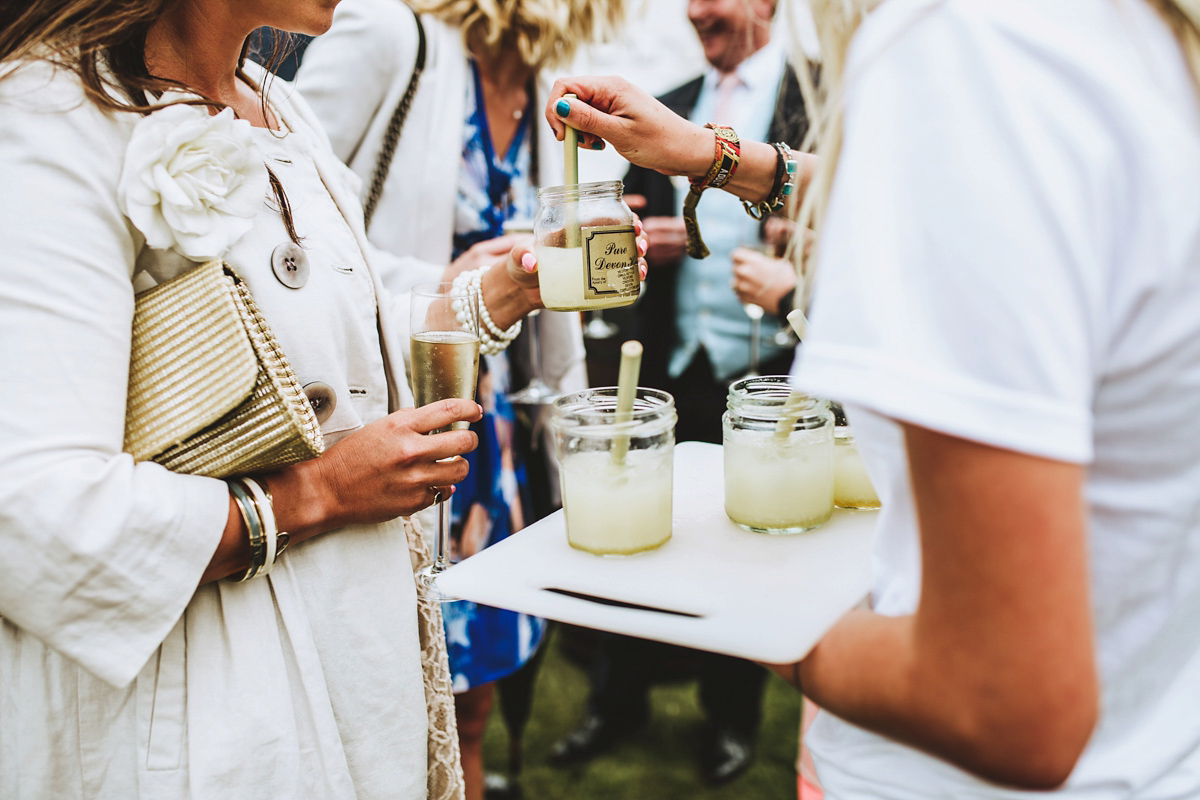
[{"x1": 118, "y1": 103, "x2": 268, "y2": 261}]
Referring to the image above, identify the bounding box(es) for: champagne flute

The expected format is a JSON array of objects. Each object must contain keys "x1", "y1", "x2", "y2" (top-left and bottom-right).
[
  {"x1": 738, "y1": 240, "x2": 775, "y2": 380},
  {"x1": 582, "y1": 309, "x2": 620, "y2": 340},
  {"x1": 410, "y1": 281, "x2": 481, "y2": 601},
  {"x1": 743, "y1": 300, "x2": 764, "y2": 378}
]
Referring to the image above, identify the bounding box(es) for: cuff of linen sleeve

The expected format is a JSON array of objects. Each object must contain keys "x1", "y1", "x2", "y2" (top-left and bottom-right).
[
  {"x1": 59, "y1": 469, "x2": 231, "y2": 688},
  {"x1": 793, "y1": 343, "x2": 1093, "y2": 465}
]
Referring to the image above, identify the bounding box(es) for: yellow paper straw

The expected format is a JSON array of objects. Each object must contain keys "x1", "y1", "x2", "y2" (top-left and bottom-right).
[
  {"x1": 563, "y1": 94, "x2": 581, "y2": 249},
  {"x1": 786, "y1": 308, "x2": 808, "y2": 341},
  {"x1": 776, "y1": 310, "x2": 811, "y2": 439},
  {"x1": 563, "y1": 94, "x2": 579, "y2": 185},
  {"x1": 612, "y1": 340, "x2": 643, "y2": 466}
]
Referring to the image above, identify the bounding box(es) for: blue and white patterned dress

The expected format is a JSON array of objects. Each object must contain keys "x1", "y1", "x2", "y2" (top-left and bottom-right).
[{"x1": 441, "y1": 60, "x2": 546, "y2": 692}]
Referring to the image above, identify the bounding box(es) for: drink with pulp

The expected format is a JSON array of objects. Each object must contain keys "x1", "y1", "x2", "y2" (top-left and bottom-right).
[
  {"x1": 723, "y1": 428, "x2": 834, "y2": 533},
  {"x1": 560, "y1": 449, "x2": 673, "y2": 554}
]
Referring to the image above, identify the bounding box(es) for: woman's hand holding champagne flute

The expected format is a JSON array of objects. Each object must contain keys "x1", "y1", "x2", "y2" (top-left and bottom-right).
[{"x1": 410, "y1": 281, "x2": 482, "y2": 600}]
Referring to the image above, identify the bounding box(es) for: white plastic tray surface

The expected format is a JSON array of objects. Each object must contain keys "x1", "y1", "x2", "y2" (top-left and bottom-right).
[{"x1": 435, "y1": 441, "x2": 876, "y2": 663}]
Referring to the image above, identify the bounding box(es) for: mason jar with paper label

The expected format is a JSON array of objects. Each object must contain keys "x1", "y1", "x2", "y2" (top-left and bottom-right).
[
  {"x1": 534, "y1": 180, "x2": 640, "y2": 311},
  {"x1": 722, "y1": 376, "x2": 835, "y2": 534},
  {"x1": 550, "y1": 387, "x2": 676, "y2": 554}
]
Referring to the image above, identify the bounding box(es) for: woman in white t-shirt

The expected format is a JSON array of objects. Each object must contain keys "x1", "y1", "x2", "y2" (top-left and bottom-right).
[{"x1": 544, "y1": 0, "x2": 1200, "y2": 796}]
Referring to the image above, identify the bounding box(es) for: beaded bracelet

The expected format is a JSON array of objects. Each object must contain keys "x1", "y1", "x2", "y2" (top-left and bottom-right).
[
  {"x1": 743, "y1": 142, "x2": 798, "y2": 220},
  {"x1": 451, "y1": 267, "x2": 521, "y2": 356},
  {"x1": 227, "y1": 479, "x2": 268, "y2": 581}
]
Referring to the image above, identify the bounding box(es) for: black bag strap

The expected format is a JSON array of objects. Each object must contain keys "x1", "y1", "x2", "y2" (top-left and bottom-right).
[{"x1": 363, "y1": 11, "x2": 427, "y2": 231}]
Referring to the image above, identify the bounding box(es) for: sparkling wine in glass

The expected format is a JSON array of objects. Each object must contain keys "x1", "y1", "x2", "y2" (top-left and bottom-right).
[{"x1": 410, "y1": 281, "x2": 480, "y2": 601}]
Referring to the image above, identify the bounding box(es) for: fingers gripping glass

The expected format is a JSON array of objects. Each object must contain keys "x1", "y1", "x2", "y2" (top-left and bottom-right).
[{"x1": 410, "y1": 281, "x2": 481, "y2": 601}]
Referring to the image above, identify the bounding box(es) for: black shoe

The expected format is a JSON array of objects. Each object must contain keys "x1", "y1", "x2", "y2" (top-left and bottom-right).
[
  {"x1": 548, "y1": 713, "x2": 641, "y2": 766},
  {"x1": 698, "y1": 727, "x2": 755, "y2": 785}
]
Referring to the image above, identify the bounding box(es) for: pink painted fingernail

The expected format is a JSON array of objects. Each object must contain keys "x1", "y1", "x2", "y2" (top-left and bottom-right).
[
  {"x1": 639, "y1": 262, "x2": 648, "y2": 280},
  {"x1": 521, "y1": 252, "x2": 537, "y2": 272},
  {"x1": 637, "y1": 238, "x2": 648, "y2": 256}
]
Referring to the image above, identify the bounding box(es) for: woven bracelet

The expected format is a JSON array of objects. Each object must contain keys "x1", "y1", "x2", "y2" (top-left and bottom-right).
[
  {"x1": 743, "y1": 142, "x2": 797, "y2": 220},
  {"x1": 683, "y1": 124, "x2": 742, "y2": 259}
]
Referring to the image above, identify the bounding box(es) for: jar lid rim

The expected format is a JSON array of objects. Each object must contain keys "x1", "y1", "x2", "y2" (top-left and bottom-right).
[{"x1": 537, "y1": 179, "x2": 625, "y2": 199}]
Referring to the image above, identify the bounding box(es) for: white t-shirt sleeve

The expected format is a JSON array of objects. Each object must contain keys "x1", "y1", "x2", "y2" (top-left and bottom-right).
[
  {"x1": 794, "y1": 2, "x2": 1115, "y2": 464},
  {"x1": 0, "y1": 69, "x2": 228, "y2": 688}
]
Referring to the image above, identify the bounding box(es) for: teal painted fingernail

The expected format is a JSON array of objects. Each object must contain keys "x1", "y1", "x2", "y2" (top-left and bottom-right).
[
  {"x1": 555, "y1": 99, "x2": 571, "y2": 117},
  {"x1": 592, "y1": 141, "x2": 604, "y2": 150}
]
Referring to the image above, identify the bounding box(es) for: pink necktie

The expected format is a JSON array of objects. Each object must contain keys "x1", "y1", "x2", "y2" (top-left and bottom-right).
[{"x1": 713, "y1": 72, "x2": 742, "y2": 125}]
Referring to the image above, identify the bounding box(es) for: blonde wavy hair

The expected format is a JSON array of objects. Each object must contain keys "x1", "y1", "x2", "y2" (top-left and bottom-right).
[
  {"x1": 407, "y1": 0, "x2": 627, "y2": 69},
  {"x1": 787, "y1": 0, "x2": 1200, "y2": 311}
]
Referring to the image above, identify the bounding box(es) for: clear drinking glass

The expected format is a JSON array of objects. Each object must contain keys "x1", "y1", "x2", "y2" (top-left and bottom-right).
[
  {"x1": 722, "y1": 376, "x2": 834, "y2": 534},
  {"x1": 534, "y1": 180, "x2": 639, "y2": 312},
  {"x1": 549, "y1": 387, "x2": 677, "y2": 555},
  {"x1": 409, "y1": 281, "x2": 481, "y2": 600},
  {"x1": 737, "y1": 240, "x2": 777, "y2": 379}
]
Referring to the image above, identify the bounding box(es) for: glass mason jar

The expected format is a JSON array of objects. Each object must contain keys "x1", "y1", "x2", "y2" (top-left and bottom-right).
[
  {"x1": 834, "y1": 425, "x2": 881, "y2": 509},
  {"x1": 722, "y1": 376, "x2": 834, "y2": 534},
  {"x1": 534, "y1": 180, "x2": 640, "y2": 311},
  {"x1": 549, "y1": 387, "x2": 677, "y2": 555}
]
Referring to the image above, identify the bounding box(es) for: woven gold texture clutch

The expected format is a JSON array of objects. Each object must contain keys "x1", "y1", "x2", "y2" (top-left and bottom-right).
[{"x1": 124, "y1": 260, "x2": 325, "y2": 478}]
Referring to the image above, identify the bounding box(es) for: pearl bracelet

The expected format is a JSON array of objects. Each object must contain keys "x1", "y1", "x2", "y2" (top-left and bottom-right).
[{"x1": 451, "y1": 267, "x2": 521, "y2": 356}]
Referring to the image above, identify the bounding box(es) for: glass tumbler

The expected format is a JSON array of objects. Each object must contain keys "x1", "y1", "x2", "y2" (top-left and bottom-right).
[
  {"x1": 834, "y1": 425, "x2": 881, "y2": 509},
  {"x1": 549, "y1": 387, "x2": 677, "y2": 555},
  {"x1": 534, "y1": 180, "x2": 640, "y2": 312},
  {"x1": 723, "y1": 376, "x2": 835, "y2": 534}
]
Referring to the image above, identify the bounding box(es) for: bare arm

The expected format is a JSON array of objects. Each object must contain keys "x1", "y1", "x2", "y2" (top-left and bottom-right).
[
  {"x1": 544, "y1": 76, "x2": 816, "y2": 207},
  {"x1": 200, "y1": 398, "x2": 482, "y2": 583},
  {"x1": 778, "y1": 424, "x2": 1097, "y2": 789}
]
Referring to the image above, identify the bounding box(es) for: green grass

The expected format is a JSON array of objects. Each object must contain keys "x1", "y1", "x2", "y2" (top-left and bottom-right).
[{"x1": 483, "y1": 625, "x2": 803, "y2": 800}]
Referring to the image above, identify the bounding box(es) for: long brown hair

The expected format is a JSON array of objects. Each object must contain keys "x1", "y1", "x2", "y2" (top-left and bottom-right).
[
  {"x1": 0, "y1": 0, "x2": 191, "y2": 112},
  {"x1": 0, "y1": 1, "x2": 295, "y2": 112},
  {"x1": 1, "y1": 1, "x2": 303, "y2": 242}
]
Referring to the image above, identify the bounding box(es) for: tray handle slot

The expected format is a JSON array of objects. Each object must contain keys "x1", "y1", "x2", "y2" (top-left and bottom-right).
[{"x1": 541, "y1": 587, "x2": 705, "y2": 618}]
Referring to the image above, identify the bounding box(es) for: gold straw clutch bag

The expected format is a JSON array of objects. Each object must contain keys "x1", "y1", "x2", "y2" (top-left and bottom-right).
[{"x1": 123, "y1": 260, "x2": 325, "y2": 478}]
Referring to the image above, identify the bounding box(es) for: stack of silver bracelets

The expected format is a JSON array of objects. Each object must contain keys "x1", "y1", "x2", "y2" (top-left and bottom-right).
[{"x1": 227, "y1": 476, "x2": 290, "y2": 581}]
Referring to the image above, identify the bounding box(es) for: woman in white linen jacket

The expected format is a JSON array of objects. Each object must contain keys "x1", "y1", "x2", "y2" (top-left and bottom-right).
[{"x1": 0, "y1": 0, "x2": 618, "y2": 797}]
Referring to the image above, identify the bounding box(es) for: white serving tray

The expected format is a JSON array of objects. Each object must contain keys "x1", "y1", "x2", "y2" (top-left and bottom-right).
[{"x1": 436, "y1": 441, "x2": 877, "y2": 663}]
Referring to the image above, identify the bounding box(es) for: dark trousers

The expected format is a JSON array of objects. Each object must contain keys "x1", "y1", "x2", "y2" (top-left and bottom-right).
[
  {"x1": 664, "y1": 346, "x2": 797, "y2": 444},
  {"x1": 586, "y1": 632, "x2": 768, "y2": 738}
]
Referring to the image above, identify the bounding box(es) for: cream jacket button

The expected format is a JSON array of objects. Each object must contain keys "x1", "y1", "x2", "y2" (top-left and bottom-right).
[
  {"x1": 271, "y1": 242, "x2": 310, "y2": 289},
  {"x1": 303, "y1": 382, "x2": 337, "y2": 424}
]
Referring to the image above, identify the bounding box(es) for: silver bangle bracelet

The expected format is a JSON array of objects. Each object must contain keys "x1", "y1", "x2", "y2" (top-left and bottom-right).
[
  {"x1": 227, "y1": 479, "x2": 267, "y2": 581},
  {"x1": 238, "y1": 477, "x2": 280, "y2": 576}
]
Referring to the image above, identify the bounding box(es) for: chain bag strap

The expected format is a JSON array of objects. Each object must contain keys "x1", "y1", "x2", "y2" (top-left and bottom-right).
[{"x1": 363, "y1": 11, "x2": 427, "y2": 230}]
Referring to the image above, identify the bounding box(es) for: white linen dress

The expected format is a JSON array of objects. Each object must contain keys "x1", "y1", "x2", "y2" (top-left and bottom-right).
[{"x1": 0, "y1": 60, "x2": 437, "y2": 799}]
